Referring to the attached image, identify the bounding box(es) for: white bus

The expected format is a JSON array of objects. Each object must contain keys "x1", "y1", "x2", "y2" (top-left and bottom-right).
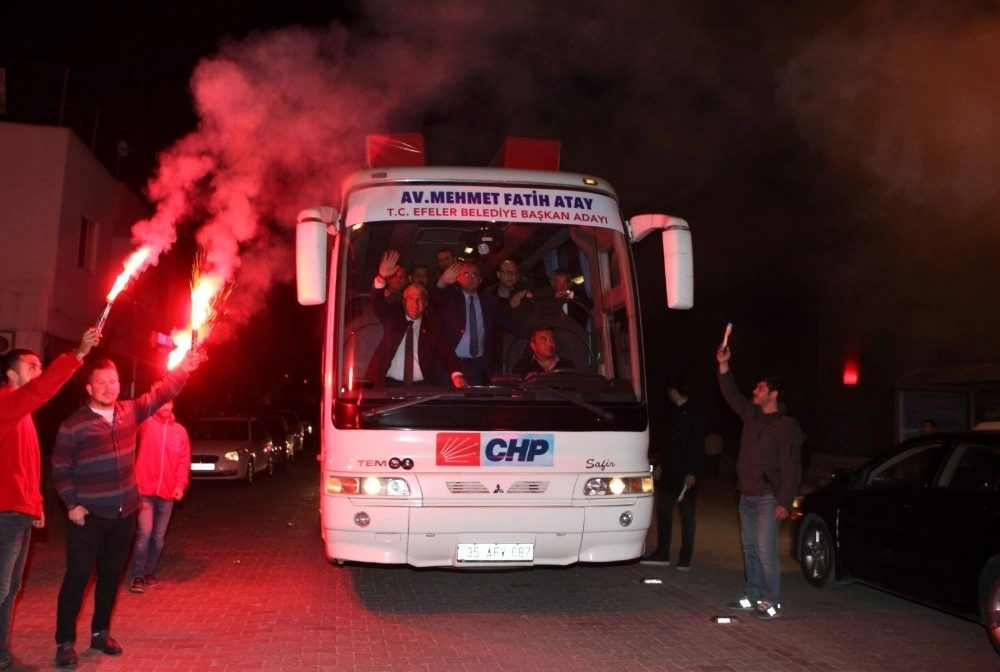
[{"x1": 296, "y1": 135, "x2": 693, "y2": 567}]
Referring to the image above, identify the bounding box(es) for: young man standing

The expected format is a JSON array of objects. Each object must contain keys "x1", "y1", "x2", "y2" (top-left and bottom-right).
[
  {"x1": 642, "y1": 374, "x2": 706, "y2": 570},
  {"x1": 128, "y1": 398, "x2": 191, "y2": 594},
  {"x1": 716, "y1": 345, "x2": 801, "y2": 620},
  {"x1": 0, "y1": 328, "x2": 99, "y2": 670},
  {"x1": 52, "y1": 350, "x2": 201, "y2": 667}
]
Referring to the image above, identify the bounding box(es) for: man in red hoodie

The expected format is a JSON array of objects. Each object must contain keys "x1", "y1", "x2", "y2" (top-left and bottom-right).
[
  {"x1": 127, "y1": 398, "x2": 190, "y2": 594},
  {"x1": 0, "y1": 328, "x2": 100, "y2": 670}
]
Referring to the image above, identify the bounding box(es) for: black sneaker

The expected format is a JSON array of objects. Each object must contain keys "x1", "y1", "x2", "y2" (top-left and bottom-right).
[
  {"x1": 90, "y1": 631, "x2": 122, "y2": 656},
  {"x1": 639, "y1": 555, "x2": 670, "y2": 566},
  {"x1": 128, "y1": 577, "x2": 145, "y2": 594},
  {"x1": 753, "y1": 600, "x2": 781, "y2": 620},
  {"x1": 55, "y1": 642, "x2": 77, "y2": 668},
  {"x1": 143, "y1": 573, "x2": 158, "y2": 587}
]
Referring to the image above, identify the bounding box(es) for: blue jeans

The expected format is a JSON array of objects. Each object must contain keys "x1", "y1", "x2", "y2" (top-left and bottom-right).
[
  {"x1": 0, "y1": 512, "x2": 32, "y2": 652},
  {"x1": 130, "y1": 495, "x2": 175, "y2": 579},
  {"x1": 738, "y1": 493, "x2": 781, "y2": 604}
]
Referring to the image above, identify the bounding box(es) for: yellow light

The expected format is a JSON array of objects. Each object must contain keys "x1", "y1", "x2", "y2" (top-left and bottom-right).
[{"x1": 362, "y1": 477, "x2": 382, "y2": 495}]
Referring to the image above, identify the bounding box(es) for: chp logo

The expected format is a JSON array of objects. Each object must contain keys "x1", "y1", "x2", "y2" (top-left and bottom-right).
[
  {"x1": 436, "y1": 432, "x2": 555, "y2": 467},
  {"x1": 437, "y1": 433, "x2": 481, "y2": 466}
]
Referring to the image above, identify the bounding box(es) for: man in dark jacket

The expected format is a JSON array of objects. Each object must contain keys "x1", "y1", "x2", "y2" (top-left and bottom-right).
[
  {"x1": 367, "y1": 251, "x2": 465, "y2": 388},
  {"x1": 716, "y1": 345, "x2": 801, "y2": 621},
  {"x1": 642, "y1": 375, "x2": 705, "y2": 570},
  {"x1": 431, "y1": 258, "x2": 530, "y2": 385}
]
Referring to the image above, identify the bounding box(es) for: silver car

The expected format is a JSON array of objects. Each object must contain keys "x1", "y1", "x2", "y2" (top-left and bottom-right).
[{"x1": 190, "y1": 416, "x2": 277, "y2": 484}]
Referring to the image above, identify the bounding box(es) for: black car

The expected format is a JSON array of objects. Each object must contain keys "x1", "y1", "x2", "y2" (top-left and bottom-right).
[
  {"x1": 259, "y1": 414, "x2": 296, "y2": 467},
  {"x1": 794, "y1": 430, "x2": 1000, "y2": 655}
]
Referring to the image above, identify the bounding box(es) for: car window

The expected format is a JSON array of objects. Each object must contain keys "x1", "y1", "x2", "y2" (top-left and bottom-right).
[
  {"x1": 866, "y1": 442, "x2": 945, "y2": 488},
  {"x1": 193, "y1": 420, "x2": 248, "y2": 441},
  {"x1": 261, "y1": 417, "x2": 286, "y2": 435},
  {"x1": 937, "y1": 442, "x2": 1000, "y2": 490},
  {"x1": 250, "y1": 420, "x2": 265, "y2": 440}
]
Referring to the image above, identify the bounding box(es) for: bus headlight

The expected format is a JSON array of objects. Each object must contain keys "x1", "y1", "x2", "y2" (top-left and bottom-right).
[
  {"x1": 327, "y1": 475, "x2": 410, "y2": 496},
  {"x1": 582, "y1": 475, "x2": 652, "y2": 496}
]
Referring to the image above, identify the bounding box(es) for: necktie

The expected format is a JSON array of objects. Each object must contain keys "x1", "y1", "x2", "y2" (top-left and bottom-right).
[
  {"x1": 468, "y1": 296, "x2": 479, "y2": 357},
  {"x1": 404, "y1": 321, "x2": 414, "y2": 385}
]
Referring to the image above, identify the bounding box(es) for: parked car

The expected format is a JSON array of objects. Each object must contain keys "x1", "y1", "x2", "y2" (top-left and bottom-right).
[
  {"x1": 189, "y1": 415, "x2": 278, "y2": 484},
  {"x1": 794, "y1": 430, "x2": 1000, "y2": 655},
  {"x1": 259, "y1": 414, "x2": 296, "y2": 467},
  {"x1": 267, "y1": 409, "x2": 307, "y2": 452}
]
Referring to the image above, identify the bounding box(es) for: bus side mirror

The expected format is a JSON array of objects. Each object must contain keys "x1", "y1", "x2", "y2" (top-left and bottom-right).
[
  {"x1": 296, "y1": 207, "x2": 338, "y2": 305},
  {"x1": 629, "y1": 214, "x2": 693, "y2": 310}
]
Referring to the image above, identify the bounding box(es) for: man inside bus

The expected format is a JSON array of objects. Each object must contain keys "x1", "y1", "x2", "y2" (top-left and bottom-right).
[
  {"x1": 368, "y1": 251, "x2": 466, "y2": 388},
  {"x1": 383, "y1": 264, "x2": 409, "y2": 304},
  {"x1": 409, "y1": 264, "x2": 430, "y2": 288},
  {"x1": 433, "y1": 247, "x2": 456, "y2": 286},
  {"x1": 490, "y1": 258, "x2": 533, "y2": 372},
  {"x1": 531, "y1": 268, "x2": 592, "y2": 328},
  {"x1": 432, "y1": 258, "x2": 531, "y2": 385},
  {"x1": 512, "y1": 326, "x2": 576, "y2": 379}
]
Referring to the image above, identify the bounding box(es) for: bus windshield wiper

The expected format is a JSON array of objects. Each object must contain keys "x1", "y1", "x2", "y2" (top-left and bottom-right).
[
  {"x1": 361, "y1": 393, "x2": 448, "y2": 420},
  {"x1": 524, "y1": 384, "x2": 615, "y2": 421}
]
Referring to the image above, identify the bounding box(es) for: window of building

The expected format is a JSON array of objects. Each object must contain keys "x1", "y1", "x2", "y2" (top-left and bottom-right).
[{"x1": 78, "y1": 216, "x2": 97, "y2": 271}]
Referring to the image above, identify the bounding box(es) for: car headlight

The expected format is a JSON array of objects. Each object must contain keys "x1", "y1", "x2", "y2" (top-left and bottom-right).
[
  {"x1": 326, "y1": 476, "x2": 410, "y2": 496},
  {"x1": 583, "y1": 475, "x2": 652, "y2": 496},
  {"x1": 223, "y1": 451, "x2": 241, "y2": 462}
]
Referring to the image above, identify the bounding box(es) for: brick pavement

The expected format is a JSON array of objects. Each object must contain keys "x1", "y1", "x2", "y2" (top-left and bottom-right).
[{"x1": 5, "y1": 451, "x2": 998, "y2": 671}]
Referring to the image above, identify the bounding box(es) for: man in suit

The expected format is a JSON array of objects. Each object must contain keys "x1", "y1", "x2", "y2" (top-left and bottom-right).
[
  {"x1": 366, "y1": 251, "x2": 466, "y2": 388},
  {"x1": 431, "y1": 258, "x2": 531, "y2": 385}
]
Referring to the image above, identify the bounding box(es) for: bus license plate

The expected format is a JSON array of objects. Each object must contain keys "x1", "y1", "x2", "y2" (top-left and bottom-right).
[{"x1": 456, "y1": 543, "x2": 534, "y2": 562}]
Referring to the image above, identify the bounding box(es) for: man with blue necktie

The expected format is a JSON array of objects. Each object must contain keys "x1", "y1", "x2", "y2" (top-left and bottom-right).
[{"x1": 431, "y1": 258, "x2": 530, "y2": 385}]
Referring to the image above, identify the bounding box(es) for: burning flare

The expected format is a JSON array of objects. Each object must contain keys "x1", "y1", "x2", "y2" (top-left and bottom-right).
[
  {"x1": 167, "y1": 261, "x2": 233, "y2": 370},
  {"x1": 96, "y1": 246, "x2": 153, "y2": 330}
]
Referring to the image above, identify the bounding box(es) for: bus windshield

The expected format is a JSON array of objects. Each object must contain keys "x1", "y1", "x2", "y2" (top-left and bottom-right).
[{"x1": 331, "y1": 182, "x2": 645, "y2": 429}]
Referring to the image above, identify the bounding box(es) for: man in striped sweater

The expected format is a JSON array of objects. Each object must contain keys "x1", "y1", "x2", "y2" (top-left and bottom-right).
[{"x1": 51, "y1": 351, "x2": 201, "y2": 668}]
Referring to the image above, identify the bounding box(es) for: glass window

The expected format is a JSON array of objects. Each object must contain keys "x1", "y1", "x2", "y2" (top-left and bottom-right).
[
  {"x1": 335, "y1": 216, "x2": 640, "y2": 402},
  {"x1": 867, "y1": 442, "x2": 945, "y2": 488},
  {"x1": 938, "y1": 442, "x2": 1000, "y2": 490},
  {"x1": 78, "y1": 216, "x2": 98, "y2": 271}
]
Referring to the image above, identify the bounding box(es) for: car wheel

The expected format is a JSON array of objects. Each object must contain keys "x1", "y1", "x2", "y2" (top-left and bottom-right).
[
  {"x1": 245, "y1": 458, "x2": 255, "y2": 485},
  {"x1": 980, "y1": 557, "x2": 1000, "y2": 655},
  {"x1": 799, "y1": 516, "x2": 834, "y2": 587}
]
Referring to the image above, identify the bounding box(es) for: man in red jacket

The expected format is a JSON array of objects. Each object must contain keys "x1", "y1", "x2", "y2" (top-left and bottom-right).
[
  {"x1": 128, "y1": 398, "x2": 190, "y2": 594},
  {"x1": 0, "y1": 327, "x2": 100, "y2": 670}
]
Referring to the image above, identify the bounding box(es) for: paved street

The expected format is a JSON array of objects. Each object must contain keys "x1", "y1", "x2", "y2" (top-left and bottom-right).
[{"x1": 7, "y1": 448, "x2": 998, "y2": 671}]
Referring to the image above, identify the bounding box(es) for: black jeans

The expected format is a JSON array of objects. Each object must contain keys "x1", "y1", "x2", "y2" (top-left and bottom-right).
[
  {"x1": 653, "y1": 475, "x2": 697, "y2": 566},
  {"x1": 55, "y1": 512, "x2": 135, "y2": 644}
]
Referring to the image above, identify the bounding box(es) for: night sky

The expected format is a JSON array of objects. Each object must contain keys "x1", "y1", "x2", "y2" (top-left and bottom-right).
[{"x1": 5, "y1": 1, "x2": 1000, "y2": 453}]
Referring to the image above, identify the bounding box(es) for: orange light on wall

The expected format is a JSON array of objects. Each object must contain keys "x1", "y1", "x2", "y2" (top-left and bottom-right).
[{"x1": 842, "y1": 360, "x2": 859, "y2": 385}]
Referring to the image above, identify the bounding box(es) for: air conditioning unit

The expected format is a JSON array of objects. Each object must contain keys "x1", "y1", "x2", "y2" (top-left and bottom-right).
[{"x1": 0, "y1": 331, "x2": 14, "y2": 355}]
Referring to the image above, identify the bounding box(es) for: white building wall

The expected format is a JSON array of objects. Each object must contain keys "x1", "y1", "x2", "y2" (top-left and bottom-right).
[{"x1": 0, "y1": 121, "x2": 151, "y2": 358}]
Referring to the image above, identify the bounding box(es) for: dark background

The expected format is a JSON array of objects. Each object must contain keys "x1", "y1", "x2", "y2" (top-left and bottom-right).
[{"x1": 5, "y1": 1, "x2": 1000, "y2": 457}]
